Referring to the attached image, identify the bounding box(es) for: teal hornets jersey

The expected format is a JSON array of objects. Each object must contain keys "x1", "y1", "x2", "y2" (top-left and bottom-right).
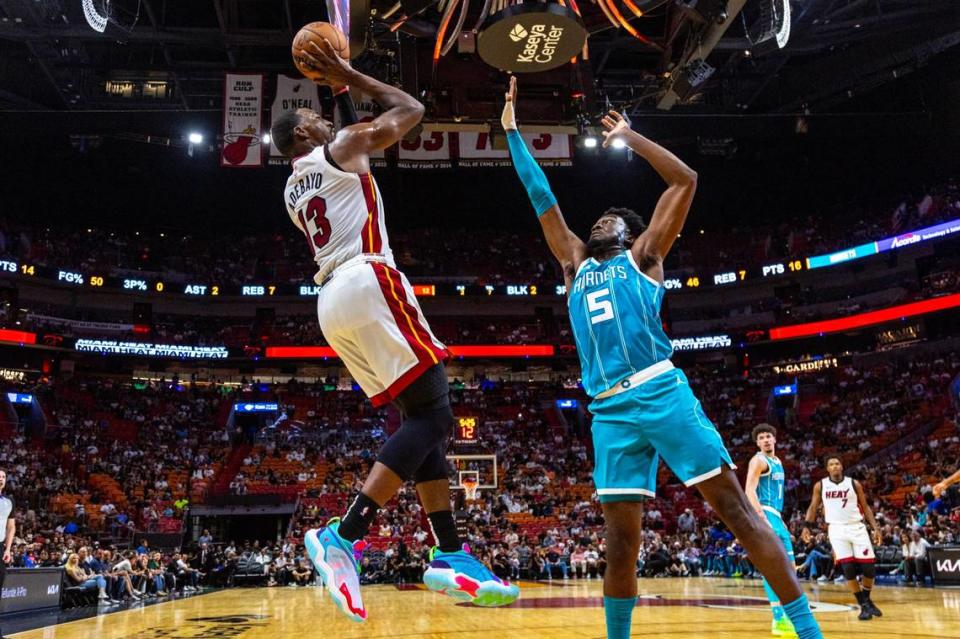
[
  {"x1": 757, "y1": 454, "x2": 785, "y2": 513},
  {"x1": 568, "y1": 252, "x2": 673, "y2": 398}
]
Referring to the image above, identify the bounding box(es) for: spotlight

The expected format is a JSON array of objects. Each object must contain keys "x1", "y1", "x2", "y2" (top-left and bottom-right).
[
  {"x1": 262, "y1": 133, "x2": 272, "y2": 145},
  {"x1": 188, "y1": 132, "x2": 203, "y2": 144},
  {"x1": 611, "y1": 138, "x2": 627, "y2": 149},
  {"x1": 583, "y1": 136, "x2": 598, "y2": 149}
]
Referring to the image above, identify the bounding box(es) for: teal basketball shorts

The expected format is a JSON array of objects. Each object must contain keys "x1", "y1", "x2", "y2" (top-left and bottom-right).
[
  {"x1": 764, "y1": 509, "x2": 795, "y2": 559},
  {"x1": 590, "y1": 367, "x2": 735, "y2": 503}
]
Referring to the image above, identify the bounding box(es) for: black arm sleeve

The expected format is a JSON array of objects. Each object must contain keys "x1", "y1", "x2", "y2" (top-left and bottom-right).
[{"x1": 334, "y1": 88, "x2": 359, "y2": 126}]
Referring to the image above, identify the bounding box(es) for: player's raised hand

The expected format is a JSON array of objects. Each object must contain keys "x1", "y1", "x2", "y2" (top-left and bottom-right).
[
  {"x1": 601, "y1": 110, "x2": 631, "y2": 148},
  {"x1": 932, "y1": 481, "x2": 948, "y2": 498},
  {"x1": 302, "y1": 39, "x2": 355, "y2": 87},
  {"x1": 502, "y1": 76, "x2": 518, "y2": 131}
]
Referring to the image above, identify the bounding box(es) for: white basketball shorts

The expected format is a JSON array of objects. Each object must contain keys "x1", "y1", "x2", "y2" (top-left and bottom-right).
[
  {"x1": 828, "y1": 522, "x2": 875, "y2": 564},
  {"x1": 317, "y1": 256, "x2": 449, "y2": 406}
]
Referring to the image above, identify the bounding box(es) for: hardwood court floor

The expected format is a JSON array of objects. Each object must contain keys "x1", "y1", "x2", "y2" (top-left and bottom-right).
[{"x1": 10, "y1": 578, "x2": 959, "y2": 638}]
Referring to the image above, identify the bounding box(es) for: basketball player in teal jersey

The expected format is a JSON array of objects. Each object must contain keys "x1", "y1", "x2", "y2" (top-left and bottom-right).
[
  {"x1": 502, "y1": 77, "x2": 822, "y2": 639},
  {"x1": 745, "y1": 424, "x2": 798, "y2": 637}
]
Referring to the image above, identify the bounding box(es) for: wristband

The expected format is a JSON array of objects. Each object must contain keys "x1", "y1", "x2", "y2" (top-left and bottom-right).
[{"x1": 334, "y1": 87, "x2": 358, "y2": 126}]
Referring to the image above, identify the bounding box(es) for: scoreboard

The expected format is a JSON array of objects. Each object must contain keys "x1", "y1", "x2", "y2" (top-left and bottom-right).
[{"x1": 454, "y1": 417, "x2": 479, "y2": 445}]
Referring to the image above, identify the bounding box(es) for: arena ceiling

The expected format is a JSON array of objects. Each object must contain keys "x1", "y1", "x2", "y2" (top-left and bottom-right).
[{"x1": 0, "y1": 0, "x2": 958, "y2": 120}]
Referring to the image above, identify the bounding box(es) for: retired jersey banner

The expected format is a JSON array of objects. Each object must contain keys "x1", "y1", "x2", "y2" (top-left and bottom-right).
[
  {"x1": 397, "y1": 131, "x2": 452, "y2": 168},
  {"x1": 458, "y1": 131, "x2": 572, "y2": 167},
  {"x1": 269, "y1": 75, "x2": 320, "y2": 164},
  {"x1": 221, "y1": 73, "x2": 264, "y2": 168}
]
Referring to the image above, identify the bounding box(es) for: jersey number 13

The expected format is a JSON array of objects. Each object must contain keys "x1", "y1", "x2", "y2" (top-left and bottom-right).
[{"x1": 298, "y1": 195, "x2": 331, "y2": 253}]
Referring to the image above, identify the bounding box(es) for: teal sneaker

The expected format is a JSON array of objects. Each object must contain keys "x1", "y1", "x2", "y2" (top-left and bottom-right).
[
  {"x1": 304, "y1": 519, "x2": 368, "y2": 622},
  {"x1": 423, "y1": 544, "x2": 520, "y2": 607}
]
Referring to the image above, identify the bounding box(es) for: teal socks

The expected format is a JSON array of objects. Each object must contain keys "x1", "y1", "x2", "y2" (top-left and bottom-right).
[
  {"x1": 603, "y1": 596, "x2": 636, "y2": 639},
  {"x1": 783, "y1": 594, "x2": 823, "y2": 639}
]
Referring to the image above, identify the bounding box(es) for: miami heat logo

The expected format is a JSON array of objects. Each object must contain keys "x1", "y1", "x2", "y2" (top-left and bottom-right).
[{"x1": 223, "y1": 124, "x2": 261, "y2": 165}]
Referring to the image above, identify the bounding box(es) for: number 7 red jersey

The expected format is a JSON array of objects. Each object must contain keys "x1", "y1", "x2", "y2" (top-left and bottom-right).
[{"x1": 284, "y1": 145, "x2": 394, "y2": 284}]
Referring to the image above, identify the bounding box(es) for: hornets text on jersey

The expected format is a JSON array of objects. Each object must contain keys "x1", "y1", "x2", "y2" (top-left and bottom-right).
[
  {"x1": 568, "y1": 251, "x2": 673, "y2": 398},
  {"x1": 756, "y1": 453, "x2": 786, "y2": 515}
]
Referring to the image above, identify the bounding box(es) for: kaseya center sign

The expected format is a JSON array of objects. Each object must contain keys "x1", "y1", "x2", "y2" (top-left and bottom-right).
[{"x1": 478, "y1": 4, "x2": 587, "y2": 72}]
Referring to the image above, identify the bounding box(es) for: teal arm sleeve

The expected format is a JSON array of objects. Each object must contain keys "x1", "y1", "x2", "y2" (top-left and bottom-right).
[{"x1": 506, "y1": 129, "x2": 557, "y2": 217}]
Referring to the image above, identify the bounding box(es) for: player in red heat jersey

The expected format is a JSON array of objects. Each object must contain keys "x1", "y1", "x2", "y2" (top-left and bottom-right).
[
  {"x1": 269, "y1": 40, "x2": 519, "y2": 622},
  {"x1": 804, "y1": 455, "x2": 883, "y2": 620}
]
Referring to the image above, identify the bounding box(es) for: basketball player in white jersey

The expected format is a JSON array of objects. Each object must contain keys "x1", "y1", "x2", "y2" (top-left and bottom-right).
[
  {"x1": 270, "y1": 40, "x2": 519, "y2": 622},
  {"x1": 804, "y1": 455, "x2": 883, "y2": 620}
]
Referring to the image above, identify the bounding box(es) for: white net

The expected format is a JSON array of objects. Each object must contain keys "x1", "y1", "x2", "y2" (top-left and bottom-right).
[{"x1": 459, "y1": 471, "x2": 480, "y2": 501}]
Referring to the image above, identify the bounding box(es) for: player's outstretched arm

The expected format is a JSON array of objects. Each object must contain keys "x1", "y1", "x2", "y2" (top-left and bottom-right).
[
  {"x1": 301, "y1": 39, "x2": 424, "y2": 159},
  {"x1": 744, "y1": 455, "x2": 768, "y2": 519},
  {"x1": 854, "y1": 479, "x2": 882, "y2": 545},
  {"x1": 803, "y1": 481, "x2": 822, "y2": 528},
  {"x1": 933, "y1": 468, "x2": 960, "y2": 497},
  {"x1": 502, "y1": 77, "x2": 586, "y2": 284},
  {"x1": 600, "y1": 111, "x2": 697, "y2": 281}
]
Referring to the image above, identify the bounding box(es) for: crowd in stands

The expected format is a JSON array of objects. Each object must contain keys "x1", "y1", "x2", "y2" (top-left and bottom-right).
[
  {"x1": 1, "y1": 178, "x2": 957, "y2": 290},
  {"x1": 2, "y1": 344, "x2": 958, "y2": 603}
]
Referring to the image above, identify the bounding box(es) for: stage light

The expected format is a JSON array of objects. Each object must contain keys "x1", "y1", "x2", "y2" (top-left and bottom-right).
[
  {"x1": 583, "y1": 136, "x2": 598, "y2": 148},
  {"x1": 611, "y1": 138, "x2": 627, "y2": 149},
  {"x1": 188, "y1": 132, "x2": 203, "y2": 144}
]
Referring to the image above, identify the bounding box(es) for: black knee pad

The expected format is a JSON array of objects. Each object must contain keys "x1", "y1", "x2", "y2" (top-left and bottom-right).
[
  {"x1": 860, "y1": 562, "x2": 875, "y2": 579},
  {"x1": 394, "y1": 363, "x2": 450, "y2": 416},
  {"x1": 377, "y1": 404, "x2": 453, "y2": 480},
  {"x1": 377, "y1": 365, "x2": 454, "y2": 481},
  {"x1": 841, "y1": 562, "x2": 858, "y2": 581},
  {"x1": 412, "y1": 445, "x2": 451, "y2": 484}
]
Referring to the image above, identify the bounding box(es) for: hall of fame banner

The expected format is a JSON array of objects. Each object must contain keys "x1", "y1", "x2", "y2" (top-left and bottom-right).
[
  {"x1": 221, "y1": 73, "x2": 264, "y2": 168},
  {"x1": 458, "y1": 130, "x2": 573, "y2": 167},
  {"x1": 397, "y1": 130, "x2": 453, "y2": 169},
  {"x1": 263, "y1": 75, "x2": 572, "y2": 169}
]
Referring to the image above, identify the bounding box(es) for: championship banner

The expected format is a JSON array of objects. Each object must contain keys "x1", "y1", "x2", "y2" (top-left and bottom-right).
[
  {"x1": 221, "y1": 73, "x2": 264, "y2": 168},
  {"x1": 269, "y1": 75, "x2": 320, "y2": 165},
  {"x1": 458, "y1": 131, "x2": 572, "y2": 167},
  {"x1": 334, "y1": 90, "x2": 386, "y2": 166},
  {"x1": 397, "y1": 131, "x2": 452, "y2": 168}
]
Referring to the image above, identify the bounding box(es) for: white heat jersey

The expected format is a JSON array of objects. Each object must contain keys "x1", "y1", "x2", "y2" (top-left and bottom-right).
[
  {"x1": 284, "y1": 145, "x2": 394, "y2": 284},
  {"x1": 821, "y1": 476, "x2": 862, "y2": 525}
]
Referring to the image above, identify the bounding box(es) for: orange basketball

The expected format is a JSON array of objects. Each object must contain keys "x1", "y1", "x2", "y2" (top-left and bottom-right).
[{"x1": 292, "y1": 22, "x2": 349, "y2": 84}]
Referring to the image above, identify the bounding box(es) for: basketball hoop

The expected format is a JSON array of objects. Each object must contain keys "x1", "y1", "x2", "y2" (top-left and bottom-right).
[
  {"x1": 461, "y1": 478, "x2": 479, "y2": 501},
  {"x1": 459, "y1": 470, "x2": 480, "y2": 501}
]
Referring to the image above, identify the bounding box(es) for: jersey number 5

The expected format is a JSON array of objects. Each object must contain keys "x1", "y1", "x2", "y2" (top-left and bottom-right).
[
  {"x1": 587, "y1": 289, "x2": 614, "y2": 325},
  {"x1": 298, "y1": 195, "x2": 331, "y2": 253}
]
